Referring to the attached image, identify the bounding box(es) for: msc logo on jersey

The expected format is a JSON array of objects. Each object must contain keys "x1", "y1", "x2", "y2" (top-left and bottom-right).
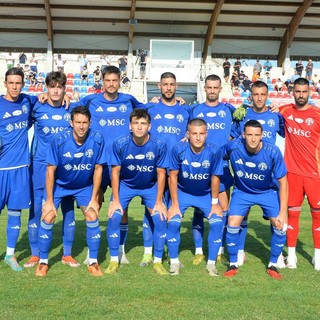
[
  {"x1": 86, "y1": 149, "x2": 93, "y2": 158},
  {"x1": 64, "y1": 164, "x2": 92, "y2": 171},
  {"x1": 218, "y1": 110, "x2": 226, "y2": 118},
  {"x1": 22, "y1": 105, "x2": 29, "y2": 114},
  {"x1": 64, "y1": 113, "x2": 71, "y2": 121},
  {"x1": 99, "y1": 119, "x2": 107, "y2": 127},
  {"x1": 287, "y1": 126, "x2": 311, "y2": 137},
  {"x1": 182, "y1": 171, "x2": 189, "y2": 178},
  {"x1": 305, "y1": 118, "x2": 314, "y2": 126},
  {"x1": 42, "y1": 126, "x2": 66, "y2": 135},
  {"x1": 267, "y1": 119, "x2": 275, "y2": 128},
  {"x1": 202, "y1": 160, "x2": 210, "y2": 168},
  {"x1": 127, "y1": 165, "x2": 154, "y2": 172},
  {"x1": 156, "y1": 125, "x2": 181, "y2": 135},
  {"x1": 43, "y1": 126, "x2": 50, "y2": 134},
  {"x1": 238, "y1": 170, "x2": 265, "y2": 180},
  {"x1": 176, "y1": 114, "x2": 184, "y2": 123},
  {"x1": 119, "y1": 105, "x2": 127, "y2": 113},
  {"x1": 6, "y1": 121, "x2": 28, "y2": 132},
  {"x1": 258, "y1": 162, "x2": 268, "y2": 171},
  {"x1": 146, "y1": 152, "x2": 155, "y2": 160}
]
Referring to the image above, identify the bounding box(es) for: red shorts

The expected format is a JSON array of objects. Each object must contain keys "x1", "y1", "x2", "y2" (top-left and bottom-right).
[{"x1": 287, "y1": 172, "x2": 320, "y2": 208}]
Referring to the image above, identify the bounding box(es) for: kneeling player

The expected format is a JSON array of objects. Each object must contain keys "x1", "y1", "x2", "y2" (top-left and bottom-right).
[
  {"x1": 167, "y1": 118, "x2": 224, "y2": 276},
  {"x1": 224, "y1": 120, "x2": 288, "y2": 279},
  {"x1": 36, "y1": 106, "x2": 106, "y2": 277}
]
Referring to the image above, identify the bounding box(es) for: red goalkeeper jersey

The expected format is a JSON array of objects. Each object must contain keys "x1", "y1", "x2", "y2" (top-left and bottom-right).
[{"x1": 279, "y1": 103, "x2": 320, "y2": 178}]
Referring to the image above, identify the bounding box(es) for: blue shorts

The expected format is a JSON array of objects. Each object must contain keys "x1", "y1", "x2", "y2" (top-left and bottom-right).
[
  {"x1": 306, "y1": 70, "x2": 312, "y2": 77},
  {"x1": 31, "y1": 162, "x2": 46, "y2": 195},
  {"x1": 50, "y1": 184, "x2": 92, "y2": 208},
  {"x1": 169, "y1": 189, "x2": 215, "y2": 219},
  {"x1": 0, "y1": 166, "x2": 30, "y2": 211},
  {"x1": 100, "y1": 165, "x2": 111, "y2": 193},
  {"x1": 220, "y1": 166, "x2": 234, "y2": 193},
  {"x1": 112, "y1": 182, "x2": 159, "y2": 210},
  {"x1": 229, "y1": 188, "x2": 280, "y2": 218}
]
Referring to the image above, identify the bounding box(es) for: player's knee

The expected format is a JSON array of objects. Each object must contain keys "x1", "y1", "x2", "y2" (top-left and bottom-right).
[
  {"x1": 85, "y1": 208, "x2": 98, "y2": 222},
  {"x1": 42, "y1": 211, "x2": 56, "y2": 224}
]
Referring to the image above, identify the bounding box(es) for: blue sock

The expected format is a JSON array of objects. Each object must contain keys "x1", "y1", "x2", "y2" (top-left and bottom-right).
[
  {"x1": 86, "y1": 219, "x2": 101, "y2": 260},
  {"x1": 226, "y1": 225, "x2": 241, "y2": 264},
  {"x1": 221, "y1": 210, "x2": 229, "y2": 247},
  {"x1": 207, "y1": 214, "x2": 223, "y2": 261},
  {"x1": 107, "y1": 210, "x2": 122, "y2": 257},
  {"x1": 270, "y1": 225, "x2": 286, "y2": 263},
  {"x1": 7, "y1": 210, "x2": 22, "y2": 250},
  {"x1": 38, "y1": 220, "x2": 54, "y2": 260},
  {"x1": 151, "y1": 211, "x2": 166, "y2": 259},
  {"x1": 166, "y1": 214, "x2": 181, "y2": 259},
  {"x1": 238, "y1": 216, "x2": 248, "y2": 251},
  {"x1": 143, "y1": 207, "x2": 154, "y2": 247},
  {"x1": 61, "y1": 197, "x2": 75, "y2": 257},
  {"x1": 120, "y1": 222, "x2": 128, "y2": 246},
  {"x1": 192, "y1": 208, "x2": 204, "y2": 251},
  {"x1": 28, "y1": 199, "x2": 42, "y2": 257}
]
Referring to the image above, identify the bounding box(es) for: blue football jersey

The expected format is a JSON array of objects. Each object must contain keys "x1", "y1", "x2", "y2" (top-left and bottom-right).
[
  {"x1": 46, "y1": 129, "x2": 107, "y2": 189},
  {"x1": 31, "y1": 101, "x2": 71, "y2": 164},
  {"x1": 0, "y1": 94, "x2": 37, "y2": 169},
  {"x1": 230, "y1": 108, "x2": 285, "y2": 144},
  {"x1": 191, "y1": 102, "x2": 235, "y2": 147},
  {"x1": 170, "y1": 141, "x2": 223, "y2": 196},
  {"x1": 111, "y1": 133, "x2": 168, "y2": 189},
  {"x1": 225, "y1": 138, "x2": 287, "y2": 194},
  {"x1": 72, "y1": 92, "x2": 145, "y2": 162},
  {"x1": 146, "y1": 101, "x2": 191, "y2": 153}
]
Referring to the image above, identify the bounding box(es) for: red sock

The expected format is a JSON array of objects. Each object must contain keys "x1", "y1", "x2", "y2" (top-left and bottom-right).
[
  {"x1": 287, "y1": 208, "x2": 301, "y2": 247},
  {"x1": 311, "y1": 211, "x2": 320, "y2": 249}
]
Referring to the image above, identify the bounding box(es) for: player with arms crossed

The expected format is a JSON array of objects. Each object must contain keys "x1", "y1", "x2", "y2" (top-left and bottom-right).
[
  {"x1": 36, "y1": 106, "x2": 106, "y2": 277},
  {"x1": 279, "y1": 77, "x2": 320, "y2": 270},
  {"x1": 224, "y1": 120, "x2": 288, "y2": 279},
  {"x1": 106, "y1": 109, "x2": 168, "y2": 275},
  {"x1": 167, "y1": 118, "x2": 224, "y2": 276}
]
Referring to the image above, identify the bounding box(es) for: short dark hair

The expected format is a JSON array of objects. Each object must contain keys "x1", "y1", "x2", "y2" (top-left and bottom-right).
[
  {"x1": 5, "y1": 67, "x2": 24, "y2": 82},
  {"x1": 251, "y1": 80, "x2": 268, "y2": 91},
  {"x1": 188, "y1": 118, "x2": 207, "y2": 128},
  {"x1": 45, "y1": 71, "x2": 66, "y2": 87},
  {"x1": 130, "y1": 108, "x2": 151, "y2": 123},
  {"x1": 102, "y1": 65, "x2": 120, "y2": 79},
  {"x1": 71, "y1": 106, "x2": 91, "y2": 121},
  {"x1": 205, "y1": 74, "x2": 221, "y2": 84},
  {"x1": 294, "y1": 77, "x2": 309, "y2": 87},
  {"x1": 244, "y1": 119, "x2": 263, "y2": 132},
  {"x1": 160, "y1": 72, "x2": 176, "y2": 81}
]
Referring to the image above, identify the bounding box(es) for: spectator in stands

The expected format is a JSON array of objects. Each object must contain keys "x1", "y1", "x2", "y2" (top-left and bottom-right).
[
  {"x1": 231, "y1": 75, "x2": 241, "y2": 94},
  {"x1": 295, "y1": 59, "x2": 304, "y2": 76},
  {"x1": 263, "y1": 58, "x2": 272, "y2": 73},
  {"x1": 223, "y1": 58, "x2": 231, "y2": 83},
  {"x1": 72, "y1": 88, "x2": 80, "y2": 102},
  {"x1": 176, "y1": 61, "x2": 184, "y2": 68},
  {"x1": 100, "y1": 53, "x2": 110, "y2": 72},
  {"x1": 287, "y1": 79, "x2": 294, "y2": 94},
  {"x1": 55, "y1": 54, "x2": 66, "y2": 73},
  {"x1": 24, "y1": 64, "x2": 36, "y2": 86},
  {"x1": 252, "y1": 71, "x2": 260, "y2": 83},
  {"x1": 92, "y1": 80, "x2": 103, "y2": 93},
  {"x1": 121, "y1": 73, "x2": 131, "y2": 89},
  {"x1": 274, "y1": 78, "x2": 284, "y2": 92},
  {"x1": 81, "y1": 65, "x2": 89, "y2": 83},
  {"x1": 19, "y1": 51, "x2": 27, "y2": 67},
  {"x1": 29, "y1": 53, "x2": 38, "y2": 74},
  {"x1": 36, "y1": 72, "x2": 45, "y2": 90},
  {"x1": 241, "y1": 76, "x2": 252, "y2": 92},
  {"x1": 5, "y1": 52, "x2": 15, "y2": 69},
  {"x1": 78, "y1": 53, "x2": 90, "y2": 72},
  {"x1": 118, "y1": 53, "x2": 128, "y2": 77},
  {"x1": 312, "y1": 73, "x2": 320, "y2": 90},
  {"x1": 93, "y1": 66, "x2": 102, "y2": 82},
  {"x1": 316, "y1": 80, "x2": 320, "y2": 94},
  {"x1": 239, "y1": 70, "x2": 246, "y2": 83},
  {"x1": 136, "y1": 50, "x2": 147, "y2": 79},
  {"x1": 233, "y1": 58, "x2": 241, "y2": 76},
  {"x1": 305, "y1": 58, "x2": 313, "y2": 81},
  {"x1": 253, "y1": 59, "x2": 262, "y2": 76}
]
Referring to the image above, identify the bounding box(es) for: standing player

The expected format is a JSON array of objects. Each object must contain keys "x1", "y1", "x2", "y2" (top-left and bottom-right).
[
  {"x1": 0, "y1": 67, "x2": 37, "y2": 271},
  {"x1": 279, "y1": 77, "x2": 320, "y2": 270},
  {"x1": 139, "y1": 72, "x2": 191, "y2": 266},
  {"x1": 106, "y1": 109, "x2": 168, "y2": 275},
  {"x1": 24, "y1": 71, "x2": 78, "y2": 268},
  {"x1": 36, "y1": 106, "x2": 106, "y2": 277},
  {"x1": 73, "y1": 65, "x2": 146, "y2": 264},
  {"x1": 224, "y1": 120, "x2": 288, "y2": 279},
  {"x1": 190, "y1": 74, "x2": 236, "y2": 265},
  {"x1": 167, "y1": 118, "x2": 223, "y2": 276},
  {"x1": 231, "y1": 80, "x2": 285, "y2": 266}
]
